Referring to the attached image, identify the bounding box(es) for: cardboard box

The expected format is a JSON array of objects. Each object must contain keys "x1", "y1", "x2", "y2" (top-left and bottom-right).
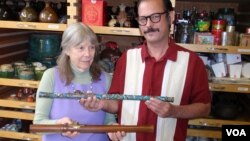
[
  {"x1": 82, "y1": 0, "x2": 106, "y2": 26},
  {"x1": 212, "y1": 62, "x2": 226, "y2": 77},
  {"x1": 229, "y1": 64, "x2": 242, "y2": 78},
  {"x1": 194, "y1": 32, "x2": 214, "y2": 45},
  {"x1": 240, "y1": 33, "x2": 250, "y2": 47}
]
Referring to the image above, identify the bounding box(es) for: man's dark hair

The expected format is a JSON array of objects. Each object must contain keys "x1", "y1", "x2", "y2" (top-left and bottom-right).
[{"x1": 137, "y1": 0, "x2": 174, "y2": 13}]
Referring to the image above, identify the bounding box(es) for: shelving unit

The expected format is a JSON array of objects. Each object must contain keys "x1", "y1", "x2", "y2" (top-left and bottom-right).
[{"x1": 0, "y1": 0, "x2": 249, "y2": 140}]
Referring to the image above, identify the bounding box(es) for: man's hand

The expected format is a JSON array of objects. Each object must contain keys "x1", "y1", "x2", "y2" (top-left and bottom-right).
[{"x1": 145, "y1": 98, "x2": 175, "y2": 118}]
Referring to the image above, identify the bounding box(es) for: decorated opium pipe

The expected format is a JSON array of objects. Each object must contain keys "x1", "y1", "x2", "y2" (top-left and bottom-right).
[
  {"x1": 30, "y1": 124, "x2": 154, "y2": 133},
  {"x1": 39, "y1": 91, "x2": 174, "y2": 102}
]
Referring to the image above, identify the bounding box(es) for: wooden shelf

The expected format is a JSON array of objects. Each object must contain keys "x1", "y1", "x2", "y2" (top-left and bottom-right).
[
  {"x1": 187, "y1": 118, "x2": 250, "y2": 139},
  {"x1": 0, "y1": 21, "x2": 67, "y2": 31},
  {"x1": 0, "y1": 110, "x2": 34, "y2": 120},
  {"x1": 178, "y1": 43, "x2": 250, "y2": 55},
  {"x1": 189, "y1": 118, "x2": 250, "y2": 127},
  {"x1": 0, "y1": 130, "x2": 41, "y2": 141},
  {"x1": 0, "y1": 99, "x2": 35, "y2": 110},
  {"x1": 0, "y1": 20, "x2": 142, "y2": 36},
  {"x1": 90, "y1": 26, "x2": 141, "y2": 36},
  {"x1": 187, "y1": 128, "x2": 221, "y2": 139},
  {"x1": 0, "y1": 78, "x2": 39, "y2": 88},
  {"x1": 209, "y1": 83, "x2": 250, "y2": 93}
]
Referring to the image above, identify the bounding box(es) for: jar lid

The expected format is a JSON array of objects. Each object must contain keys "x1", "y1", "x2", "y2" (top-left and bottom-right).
[
  {"x1": 14, "y1": 61, "x2": 25, "y2": 66},
  {"x1": 35, "y1": 66, "x2": 47, "y2": 71},
  {"x1": 20, "y1": 70, "x2": 34, "y2": 75},
  {"x1": 32, "y1": 62, "x2": 43, "y2": 67},
  {"x1": 212, "y1": 20, "x2": 226, "y2": 24},
  {"x1": 0, "y1": 64, "x2": 13, "y2": 70}
]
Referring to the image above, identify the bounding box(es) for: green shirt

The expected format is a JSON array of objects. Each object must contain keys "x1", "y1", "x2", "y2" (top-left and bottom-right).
[{"x1": 34, "y1": 67, "x2": 116, "y2": 125}]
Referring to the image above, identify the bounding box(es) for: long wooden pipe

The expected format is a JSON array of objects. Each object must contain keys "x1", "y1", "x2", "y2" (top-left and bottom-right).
[{"x1": 30, "y1": 124, "x2": 154, "y2": 133}]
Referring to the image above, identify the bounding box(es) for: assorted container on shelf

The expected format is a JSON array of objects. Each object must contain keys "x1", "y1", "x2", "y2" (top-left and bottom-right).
[
  {"x1": 199, "y1": 52, "x2": 250, "y2": 83},
  {"x1": 174, "y1": 7, "x2": 249, "y2": 47},
  {"x1": 0, "y1": 61, "x2": 47, "y2": 81},
  {"x1": 98, "y1": 41, "x2": 122, "y2": 73},
  {"x1": 82, "y1": 0, "x2": 138, "y2": 27},
  {"x1": 0, "y1": 119, "x2": 22, "y2": 132},
  {"x1": 11, "y1": 87, "x2": 36, "y2": 102},
  {"x1": 0, "y1": 0, "x2": 67, "y2": 23}
]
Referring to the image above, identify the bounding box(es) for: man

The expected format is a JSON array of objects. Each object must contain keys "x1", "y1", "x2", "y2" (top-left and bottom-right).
[{"x1": 81, "y1": 0, "x2": 211, "y2": 140}]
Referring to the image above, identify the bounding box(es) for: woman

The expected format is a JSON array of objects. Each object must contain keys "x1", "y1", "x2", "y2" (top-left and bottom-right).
[{"x1": 34, "y1": 22, "x2": 115, "y2": 141}]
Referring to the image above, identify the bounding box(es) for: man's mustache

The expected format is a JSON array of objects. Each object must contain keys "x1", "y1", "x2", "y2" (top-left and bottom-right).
[{"x1": 144, "y1": 28, "x2": 159, "y2": 34}]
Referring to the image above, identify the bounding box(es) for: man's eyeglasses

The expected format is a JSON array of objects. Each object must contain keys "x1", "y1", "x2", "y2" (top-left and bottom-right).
[{"x1": 137, "y1": 11, "x2": 168, "y2": 26}]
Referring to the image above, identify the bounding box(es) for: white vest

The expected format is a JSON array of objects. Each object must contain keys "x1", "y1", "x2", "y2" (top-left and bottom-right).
[{"x1": 121, "y1": 48, "x2": 189, "y2": 141}]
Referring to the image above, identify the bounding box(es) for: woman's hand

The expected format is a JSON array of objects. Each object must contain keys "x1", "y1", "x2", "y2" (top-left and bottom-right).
[
  {"x1": 79, "y1": 96, "x2": 105, "y2": 112},
  {"x1": 56, "y1": 117, "x2": 79, "y2": 138},
  {"x1": 107, "y1": 123, "x2": 126, "y2": 141}
]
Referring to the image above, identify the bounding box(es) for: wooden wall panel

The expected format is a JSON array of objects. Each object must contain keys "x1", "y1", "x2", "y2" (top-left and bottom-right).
[
  {"x1": 0, "y1": 30, "x2": 30, "y2": 64},
  {"x1": 237, "y1": 2, "x2": 250, "y2": 33}
]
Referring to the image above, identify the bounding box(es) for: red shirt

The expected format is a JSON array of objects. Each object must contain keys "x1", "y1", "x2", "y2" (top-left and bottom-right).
[{"x1": 108, "y1": 40, "x2": 211, "y2": 141}]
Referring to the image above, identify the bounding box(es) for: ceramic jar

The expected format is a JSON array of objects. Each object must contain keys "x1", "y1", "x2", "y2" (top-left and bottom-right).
[
  {"x1": 39, "y1": 2, "x2": 58, "y2": 23},
  {"x1": 108, "y1": 15, "x2": 118, "y2": 27},
  {"x1": 117, "y1": 3, "x2": 127, "y2": 27},
  {"x1": 20, "y1": 0, "x2": 38, "y2": 22},
  {"x1": 34, "y1": 65, "x2": 47, "y2": 80},
  {"x1": 18, "y1": 68, "x2": 34, "y2": 80},
  {"x1": 0, "y1": 64, "x2": 14, "y2": 78},
  {"x1": 29, "y1": 33, "x2": 61, "y2": 61},
  {"x1": 0, "y1": 0, "x2": 13, "y2": 20}
]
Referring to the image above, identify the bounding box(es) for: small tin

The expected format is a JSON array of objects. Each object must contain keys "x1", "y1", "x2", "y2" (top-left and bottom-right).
[{"x1": 226, "y1": 26, "x2": 235, "y2": 33}]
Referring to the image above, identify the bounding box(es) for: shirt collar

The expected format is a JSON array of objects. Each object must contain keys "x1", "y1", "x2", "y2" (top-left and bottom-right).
[{"x1": 141, "y1": 39, "x2": 178, "y2": 62}]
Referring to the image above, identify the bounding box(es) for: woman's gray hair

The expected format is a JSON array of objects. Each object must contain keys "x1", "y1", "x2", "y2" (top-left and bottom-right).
[{"x1": 57, "y1": 22, "x2": 101, "y2": 85}]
